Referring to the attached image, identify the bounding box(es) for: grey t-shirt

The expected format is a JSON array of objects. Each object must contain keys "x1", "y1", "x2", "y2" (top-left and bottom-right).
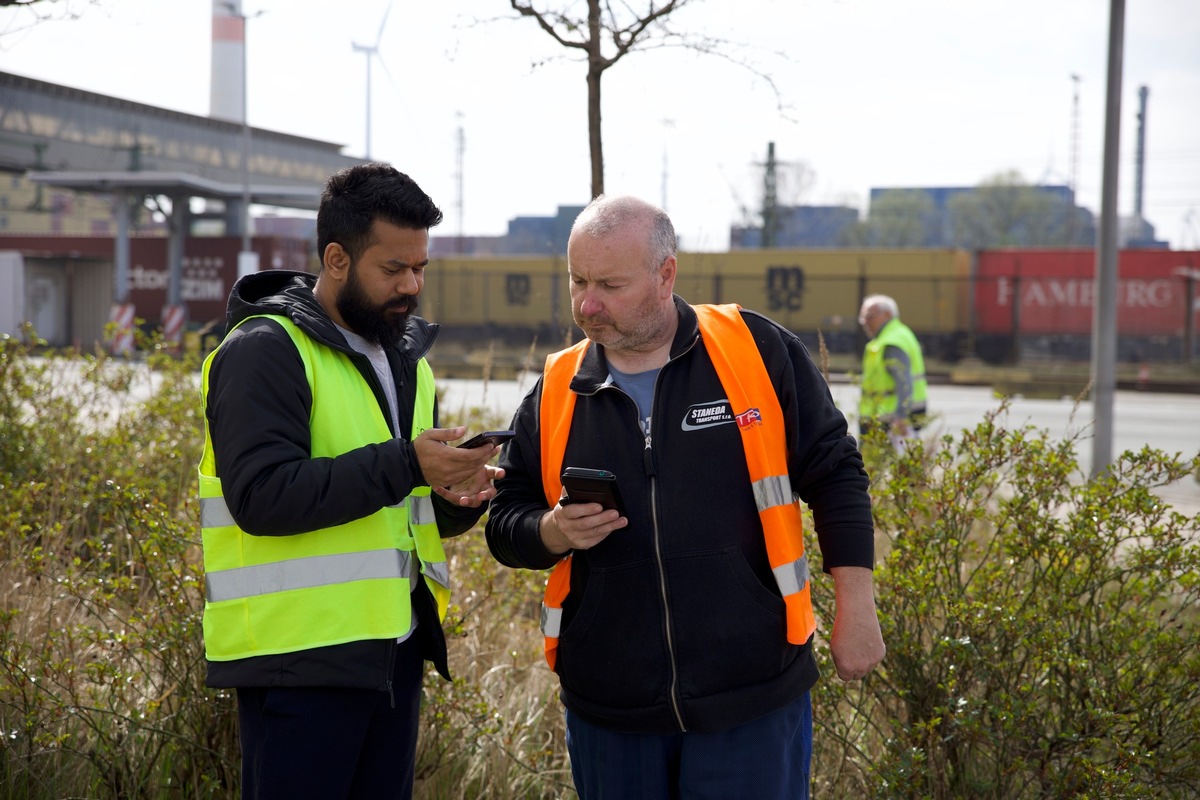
[
  {"x1": 336, "y1": 323, "x2": 401, "y2": 437},
  {"x1": 334, "y1": 323, "x2": 421, "y2": 623},
  {"x1": 608, "y1": 363, "x2": 659, "y2": 438}
]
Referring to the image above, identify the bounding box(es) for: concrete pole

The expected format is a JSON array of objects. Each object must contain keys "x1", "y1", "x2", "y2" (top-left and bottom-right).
[
  {"x1": 238, "y1": 9, "x2": 252, "y2": 255},
  {"x1": 1091, "y1": 0, "x2": 1125, "y2": 478},
  {"x1": 114, "y1": 193, "x2": 130, "y2": 303},
  {"x1": 108, "y1": 194, "x2": 135, "y2": 355},
  {"x1": 222, "y1": 1, "x2": 260, "y2": 278},
  {"x1": 166, "y1": 196, "x2": 185, "y2": 308}
]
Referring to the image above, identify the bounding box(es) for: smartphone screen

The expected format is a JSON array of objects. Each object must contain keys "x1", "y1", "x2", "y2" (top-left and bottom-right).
[
  {"x1": 458, "y1": 430, "x2": 516, "y2": 449},
  {"x1": 560, "y1": 467, "x2": 625, "y2": 513}
]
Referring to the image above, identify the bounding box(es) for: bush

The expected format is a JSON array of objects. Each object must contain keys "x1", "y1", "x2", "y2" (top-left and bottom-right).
[
  {"x1": 2, "y1": 338, "x2": 1197, "y2": 798},
  {"x1": 812, "y1": 408, "x2": 1200, "y2": 799},
  {"x1": 0, "y1": 337, "x2": 238, "y2": 798},
  {"x1": 0, "y1": 339, "x2": 571, "y2": 799}
]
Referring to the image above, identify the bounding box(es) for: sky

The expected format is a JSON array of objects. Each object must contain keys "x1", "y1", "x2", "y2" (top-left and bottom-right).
[{"x1": 1, "y1": 0, "x2": 1198, "y2": 252}]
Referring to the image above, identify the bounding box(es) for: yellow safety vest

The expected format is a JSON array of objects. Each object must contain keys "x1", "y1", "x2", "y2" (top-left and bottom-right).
[
  {"x1": 859, "y1": 318, "x2": 927, "y2": 421},
  {"x1": 538, "y1": 304, "x2": 816, "y2": 670},
  {"x1": 199, "y1": 314, "x2": 448, "y2": 662}
]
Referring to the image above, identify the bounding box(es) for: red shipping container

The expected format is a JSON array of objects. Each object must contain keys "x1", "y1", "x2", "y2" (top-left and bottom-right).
[{"x1": 974, "y1": 249, "x2": 1200, "y2": 336}]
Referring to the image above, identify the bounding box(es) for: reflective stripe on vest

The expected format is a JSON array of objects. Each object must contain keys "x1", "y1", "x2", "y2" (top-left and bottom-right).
[
  {"x1": 206, "y1": 548, "x2": 413, "y2": 603},
  {"x1": 537, "y1": 305, "x2": 816, "y2": 670},
  {"x1": 198, "y1": 314, "x2": 448, "y2": 661}
]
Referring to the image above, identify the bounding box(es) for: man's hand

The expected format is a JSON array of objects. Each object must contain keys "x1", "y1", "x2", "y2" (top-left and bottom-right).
[
  {"x1": 828, "y1": 566, "x2": 886, "y2": 681},
  {"x1": 538, "y1": 497, "x2": 627, "y2": 556},
  {"x1": 413, "y1": 426, "x2": 505, "y2": 507}
]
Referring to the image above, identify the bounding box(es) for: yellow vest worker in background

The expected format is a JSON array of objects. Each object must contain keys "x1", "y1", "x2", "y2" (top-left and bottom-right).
[
  {"x1": 486, "y1": 195, "x2": 885, "y2": 800},
  {"x1": 858, "y1": 294, "x2": 928, "y2": 441},
  {"x1": 198, "y1": 163, "x2": 503, "y2": 799}
]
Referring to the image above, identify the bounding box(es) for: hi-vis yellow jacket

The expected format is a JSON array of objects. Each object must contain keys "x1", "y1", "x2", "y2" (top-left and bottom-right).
[
  {"x1": 859, "y1": 317, "x2": 927, "y2": 423},
  {"x1": 199, "y1": 314, "x2": 449, "y2": 662}
]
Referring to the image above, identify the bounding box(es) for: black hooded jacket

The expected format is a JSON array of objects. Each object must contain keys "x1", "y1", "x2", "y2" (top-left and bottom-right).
[
  {"x1": 203, "y1": 269, "x2": 483, "y2": 690},
  {"x1": 486, "y1": 298, "x2": 874, "y2": 734}
]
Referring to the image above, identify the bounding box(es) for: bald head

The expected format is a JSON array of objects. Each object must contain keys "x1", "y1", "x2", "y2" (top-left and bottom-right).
[
  {"x1": 566, "y1": 195, "x2": 680, "y2": 370},
  {"x1": 571, "y1": 194, "x2": 677, "y2": 273}
]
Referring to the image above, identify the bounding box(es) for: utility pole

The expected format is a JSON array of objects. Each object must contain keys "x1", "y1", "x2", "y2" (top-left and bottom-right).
[
  {"x1": 1091, "y1": 0, "x2": 1125, "y2": 478},
  {"x1": 221, "y1": 1, "x2": 260, "y2": 277},
  {"x1": 1068, "y1": 73, "x2": 1081, "y2": 246},
  {"x1": 238, "y1": 14, "x2": 252, "y2": 258},
  {"x1": 762, "y1": 142, "x2": 778, "y2": 248},
  {"x1": 455, "y1": 112, "x2": 465, "y2": 255},
  {"x1": 660, "y1": 118, "x2": 675, "y2": 213}
]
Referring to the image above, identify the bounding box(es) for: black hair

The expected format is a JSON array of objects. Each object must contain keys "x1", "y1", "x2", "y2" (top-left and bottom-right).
[{"x1": 316, "y1": 162, "x2": 443, "y2": 263}]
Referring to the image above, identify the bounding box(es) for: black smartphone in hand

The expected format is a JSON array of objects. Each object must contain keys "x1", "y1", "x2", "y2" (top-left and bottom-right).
[
  {"x1": 457, "y1": 430, "x2": 516, "y2": 449},
  {"x1": 561, "y1": 467, "x2": 625, "y2": 514}
]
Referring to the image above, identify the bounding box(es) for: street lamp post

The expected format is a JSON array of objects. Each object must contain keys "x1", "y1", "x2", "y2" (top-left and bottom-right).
[
  {"x1": 239, "y1": 21, "x2": 251, "y2": 256},
  {"x1": 222, "y1": 1, "x2": 259, "y2": 278}
]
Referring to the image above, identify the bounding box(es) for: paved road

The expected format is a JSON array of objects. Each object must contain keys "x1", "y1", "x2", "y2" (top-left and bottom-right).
[
  {"x1": 43, "y1": 357, "x2": 1200, "y2": 515},
  {"x1": 831, "y1": 383, "x2": 1200, "y2": 516},
  {"x1": 440, "y1": 377, "x2": 1200, "y2": 516}
]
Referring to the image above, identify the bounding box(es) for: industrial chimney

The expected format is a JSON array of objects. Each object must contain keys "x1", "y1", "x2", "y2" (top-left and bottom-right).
[
  {"x1": 1134, "y1": 85, "x2": 1148, "y2": 221},
  {"x1": 210, "y1": 0, "x2": 246, "y2": 123}
]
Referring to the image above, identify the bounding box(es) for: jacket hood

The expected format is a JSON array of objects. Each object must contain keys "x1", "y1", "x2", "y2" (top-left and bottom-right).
[
  {"x1": 223, "y1": 269, "x2": 439, "y2": 359},
  {"x1": 224, "y1": 270, "x2": 323, "y2": 336}
]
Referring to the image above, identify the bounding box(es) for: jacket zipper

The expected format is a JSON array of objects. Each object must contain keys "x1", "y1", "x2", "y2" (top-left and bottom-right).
[
  {"x1": 649, "y1": 467, "x2": 686, "y2": 732},
  {"x1": 638, "y1": 380, "x2": 687, "y2": 732},
  {"x1": 600, "y1": 334, "x2": 700, "y2": 732}
]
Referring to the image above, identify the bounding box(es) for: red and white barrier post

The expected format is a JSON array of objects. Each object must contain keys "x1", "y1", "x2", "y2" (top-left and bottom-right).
[
  {"x1": 162, "y1": 304, "x2": 186, "y2": 352},
  {"x1": 109, "y1": 303, "x2": 136, "y2": 356}
]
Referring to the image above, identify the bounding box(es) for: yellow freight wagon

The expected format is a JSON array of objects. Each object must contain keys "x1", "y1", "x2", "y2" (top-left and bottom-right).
[{"x1": 423, "y1": 249, "x2": 972, "y2": 363}]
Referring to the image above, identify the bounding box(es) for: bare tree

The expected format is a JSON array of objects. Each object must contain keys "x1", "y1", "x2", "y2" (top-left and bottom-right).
[
  {"x1": 0, "y1": 0, "x2": 101, "y2": 34},
  {"x1": 509, "y1": 0, "x2": 783, "y2": 200},
  {"x1": 0, "y1": 0, "x2": 91, "y2": 10}
]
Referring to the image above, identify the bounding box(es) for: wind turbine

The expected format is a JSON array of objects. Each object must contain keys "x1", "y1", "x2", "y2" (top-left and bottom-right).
[{"x1": 352, "y1": 2, "x2": 393, "y2": 159}]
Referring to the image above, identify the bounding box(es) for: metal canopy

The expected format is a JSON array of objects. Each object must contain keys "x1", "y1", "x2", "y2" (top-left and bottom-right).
[{"x1": 25, "y1": 170, "x2": 321, "y2": 210}]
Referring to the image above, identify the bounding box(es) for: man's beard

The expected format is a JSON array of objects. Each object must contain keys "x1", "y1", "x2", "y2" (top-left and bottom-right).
[
  {"x1": 336, "y1": 263, "x2": 418, "y2": 346},
  {"x1": 573, "y1": 292, "x2": 670, "y2": 355}
]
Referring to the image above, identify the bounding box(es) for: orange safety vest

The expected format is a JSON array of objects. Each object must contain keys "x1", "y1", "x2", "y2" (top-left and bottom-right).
[{"x1": 538, "y1": 303, "x2": 816, "y2": 670}]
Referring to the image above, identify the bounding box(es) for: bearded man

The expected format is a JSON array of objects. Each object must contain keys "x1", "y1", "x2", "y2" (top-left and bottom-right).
[{"x1": 198, "y1": 162, "x2": 503, "y2": 799}]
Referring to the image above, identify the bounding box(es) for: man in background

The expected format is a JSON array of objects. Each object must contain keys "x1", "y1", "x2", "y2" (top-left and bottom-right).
[{"x1": 858, "y1": 294, "x2": 927, "y2": 442}]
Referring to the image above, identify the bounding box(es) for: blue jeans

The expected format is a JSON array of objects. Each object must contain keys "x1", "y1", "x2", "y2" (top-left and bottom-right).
[{"x1": 566, "y1": 691, "x2": 813, "y2": 800}]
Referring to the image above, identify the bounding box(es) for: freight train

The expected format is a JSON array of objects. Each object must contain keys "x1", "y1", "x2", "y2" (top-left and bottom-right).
[
  {"x1": 419, "y1": 247, "x2": 1200, "y2": 365},
  {"x1": 4, "y1": 235, "x2": 1197, "y2": 365}
]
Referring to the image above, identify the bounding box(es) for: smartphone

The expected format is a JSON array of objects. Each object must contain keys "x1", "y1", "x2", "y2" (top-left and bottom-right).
[
  {"x1": 560, "y1": 467, "x2": 625, "y2": 514},
  {"x1": 457, "y1": 430, "x2": 516, "y2": 449}
]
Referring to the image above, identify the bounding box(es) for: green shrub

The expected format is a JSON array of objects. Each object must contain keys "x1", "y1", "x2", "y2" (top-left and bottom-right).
[
  {"x1": 3, "y1": 338, "x2": 1197, "y2": 799},
  {"x1": 0, "y1": 337, "x2": 238, "y2": 799},
  {"x1": 812, "y1": 408, "x2": 1200, "y2": 799}
]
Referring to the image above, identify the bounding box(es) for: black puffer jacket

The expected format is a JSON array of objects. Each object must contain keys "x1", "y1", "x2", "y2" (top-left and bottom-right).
[
  {"x1": 203, "y1": 270, "x2": 484, "y2": 690},
  {"x1": 486, "y1": 297, "x2": 874, "y2": 734}
]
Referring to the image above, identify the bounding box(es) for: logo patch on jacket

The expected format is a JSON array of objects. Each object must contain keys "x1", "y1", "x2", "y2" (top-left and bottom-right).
[
  {"x1": 735, "y1": 407, "x2": 763, "y2": 429},
  {"x1": 681, "y1": 400, "x2": 733, "y2": 431}
]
